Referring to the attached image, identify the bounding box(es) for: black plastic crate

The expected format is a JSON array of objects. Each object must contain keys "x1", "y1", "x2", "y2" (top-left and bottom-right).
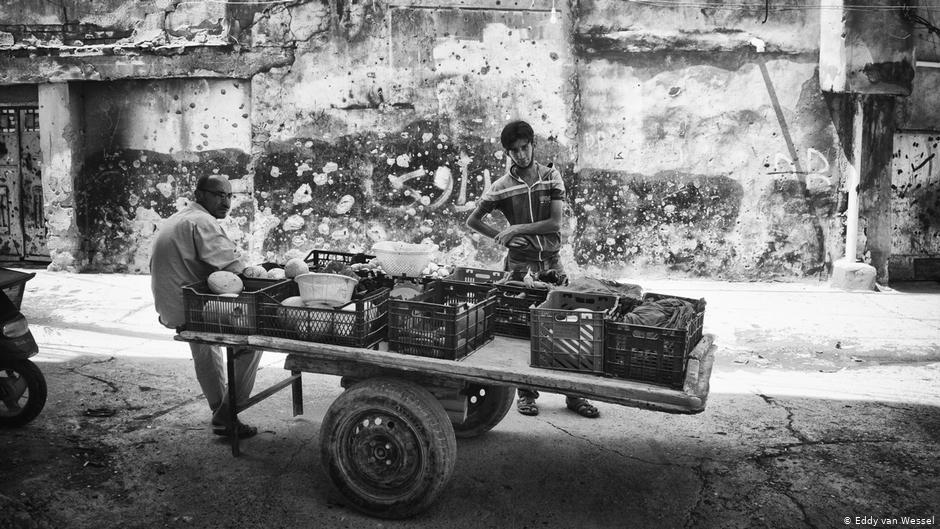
[
  {"x1": 256, "y1": 282, "x2": 388, "y2": 348},
  {"x1": 530, "y1": 290, "x2": 618, "y2": 374},
  {"x1": 388, "y1": 280, "x2": 495, "y2": 360},
  {"x1": 445, "y1": 267, "x2": 507, "y2": 285},
  {"x1": 304, "y1": 249, "x2": 375, "y2": 270},
  {"x1": 491, "y1": 283, "x2": 550, "y2": 339},
  {"x1": 182, "y1": 278, "x2": 292, "y2": 335},
  {"x1": 261, "y1": 249, "x2": 374, "y2": 271},
  {"x1": 604, "y1": 292, "x2": 705, "y2": 389}
]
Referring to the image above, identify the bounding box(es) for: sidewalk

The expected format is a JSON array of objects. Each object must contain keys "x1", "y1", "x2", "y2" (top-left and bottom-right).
[{"x1": 15, "y1": 269, "x2": 940, "y2": 400}]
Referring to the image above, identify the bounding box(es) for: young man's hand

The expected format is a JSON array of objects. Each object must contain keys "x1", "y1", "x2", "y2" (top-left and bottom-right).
[
  {"x1": 506, "y1": 236, "x2": 528, "y2": 248},
  {"x1": 495, "y1": 225, "x2": 524, "y2": 246}
]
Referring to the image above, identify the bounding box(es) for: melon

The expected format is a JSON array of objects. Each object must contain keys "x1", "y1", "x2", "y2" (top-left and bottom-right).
[
  {"x1": 207, "y1": 271, "x2": 243, "y2": 295},
  {"x1": 334, "y1": 304, "x2": 357, "y2": 337},
  {"x1": 266, "y1": 268, "x2": 286, "y2": 280},
  {"x1": 242, "y1": 265, "x2": 267, "y2": 279},
  {"x1": 276, "y1": 296, "x2": 310, "y2": 338},
  {"x1": 203, "y1": 299, "x2": 251, "y2": 328},
  {"x1": 284, "y1": 258, "x2": 309, "y2": 279}
]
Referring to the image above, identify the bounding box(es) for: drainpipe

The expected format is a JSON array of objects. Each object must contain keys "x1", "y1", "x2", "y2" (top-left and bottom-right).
[{"x1": 844, "y1": 95, "x2": 863, "y2": 262}]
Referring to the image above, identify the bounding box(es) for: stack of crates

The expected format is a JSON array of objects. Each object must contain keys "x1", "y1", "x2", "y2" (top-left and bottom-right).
[
  {"x1": 257, "y1": 249, "x2": 391, "y2": 348},
  {"x1": 443, "y1": 266, "x2": 550, "y2": 339},
  {"x1": 388, "y1": 280, "x2": 495, "y2": 360}
]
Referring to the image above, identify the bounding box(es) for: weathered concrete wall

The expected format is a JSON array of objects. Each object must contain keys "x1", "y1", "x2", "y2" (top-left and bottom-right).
[
  {"x1": 75, "y1": 78, "x2": 251, "y2": 272},
  {"x1": 249, "y1": 2, "x2": 576, "y2": 267},
  {"x1": 0, "y1": 0, "x2": 926, "y2": 281},
  {"x1": 572, "y1": 0, "x2": 842, "y2": 278}
]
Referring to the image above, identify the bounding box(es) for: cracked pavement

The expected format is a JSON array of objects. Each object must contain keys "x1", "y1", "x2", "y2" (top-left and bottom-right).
[{"x1": 1, "y1": 271, "x2": 938, "y2": 528}]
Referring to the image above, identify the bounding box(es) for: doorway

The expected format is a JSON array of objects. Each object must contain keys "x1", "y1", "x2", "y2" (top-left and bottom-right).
[
  {"x1": 890, "y1": 131, "x2": 940, "y2": 280},
  {"x1": 0, "y1": 106, "x2": 48, "y2": 263}
]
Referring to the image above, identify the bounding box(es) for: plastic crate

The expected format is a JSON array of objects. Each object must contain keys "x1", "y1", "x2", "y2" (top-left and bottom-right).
[
  {"x1": 491, "y1": 283, "x2": 549, "y2": 339},
  {"x1": 445, "y1": 267, "x2": 507, "y2": 285},
  {"x1": 604, "y1": 292, "x2": 705, "y2": 389},
  {"x1": 529, "y1": 290, "x2": 619, "y2": 374},
  {"x1": 388, "y1": 280, "x2": 495, "y2": 360},
  {"x1": 261, "y1": 249, "x2": 375, "y2": 272},
  {"x1": 182, "y1": 278, "x2": 292, "y2": 335},
  {"x1": 256, "y1": 282, "x2": 388, "y2": 348},
  {"x1": 304, "y1": 249, "x2": 375, "y2": 270}
]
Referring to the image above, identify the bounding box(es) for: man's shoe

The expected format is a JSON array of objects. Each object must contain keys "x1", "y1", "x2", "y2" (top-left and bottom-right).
[{"x1": 212, "y1": 421, "x2": 258, "y2": 439}]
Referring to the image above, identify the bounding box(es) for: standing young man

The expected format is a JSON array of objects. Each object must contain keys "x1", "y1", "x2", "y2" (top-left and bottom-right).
[
  {"x1": 466, "y1": 120, "x2": 599, "y2": 419},
  {"x1": 151, "y1": 174, "x2": 262, "y2": 438}
]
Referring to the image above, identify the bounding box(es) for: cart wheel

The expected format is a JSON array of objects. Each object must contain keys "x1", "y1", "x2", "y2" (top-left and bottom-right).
[
  {"x1": 320, "y1": 377, "x2": 457, "y2": 519},
  {"x1": 0, "y1": 359, "x2": 47, "y2": 428},
  {"x1": 453, "y1": 384, "x2": 515, "y2": 439}
]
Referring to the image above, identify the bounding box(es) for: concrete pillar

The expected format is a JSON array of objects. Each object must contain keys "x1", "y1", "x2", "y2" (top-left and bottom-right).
[
  {"x1": 38, "y1": 83, "x2": 84, "y2": 272},
  {"x1": 831, "y1": 95, "x2": 885, "y2": 291}
]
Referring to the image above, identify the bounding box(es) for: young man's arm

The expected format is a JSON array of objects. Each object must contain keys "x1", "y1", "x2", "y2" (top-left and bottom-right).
[
  {"x1": 466, "y1": 205, "x2": 529, "y2": 248},
  {"x1": 493, "y1": 200, "x2": 562, "y2": 246},
  {"x1": 466, "y1": 206, "x2": 500, "y2": 240}
]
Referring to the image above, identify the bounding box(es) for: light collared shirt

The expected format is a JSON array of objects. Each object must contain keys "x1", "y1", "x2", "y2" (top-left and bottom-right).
[{"x1": 150, "y1": 202, "x2": 244, "y2": 329}]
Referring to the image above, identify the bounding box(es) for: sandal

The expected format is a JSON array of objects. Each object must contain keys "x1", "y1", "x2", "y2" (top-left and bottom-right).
[
  {"x1": 566, "y1": 397, "x2": 599, "y2": 419},
  {"x1": 516, "y1": 396, "x2": 539, "y2": 416},
  {"x1": 212, "y1": 421, "x2": 259, "y2": 439}
]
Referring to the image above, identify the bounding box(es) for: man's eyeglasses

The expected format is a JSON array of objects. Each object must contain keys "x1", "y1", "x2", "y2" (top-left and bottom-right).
[{"x1": 198, "y1": 188, "x2": 235, "y2": 200}]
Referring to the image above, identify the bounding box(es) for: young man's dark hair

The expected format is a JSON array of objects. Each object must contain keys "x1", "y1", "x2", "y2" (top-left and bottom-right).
[{"x1": 500, "y1": 120, "x2": 535, "y2": 150}]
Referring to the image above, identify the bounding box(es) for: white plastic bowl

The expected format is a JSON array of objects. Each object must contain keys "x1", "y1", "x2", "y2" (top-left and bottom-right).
[
  {"x1": 371, "y1": 241, "x2": 439, "y2": 277},
  {"x1": 294, "y1": 273, "x2": 358, "y2": 306}
]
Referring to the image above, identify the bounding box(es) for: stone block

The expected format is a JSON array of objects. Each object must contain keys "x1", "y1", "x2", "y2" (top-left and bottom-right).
[{"x1": 829, "y1": 258, "x2": 877, "y2": 291}]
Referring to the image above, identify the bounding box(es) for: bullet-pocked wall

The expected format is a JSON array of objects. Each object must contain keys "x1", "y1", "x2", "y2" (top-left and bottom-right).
[
  {"x1": 246, "y1": 0, "x2": 844, "y2": 279},
  {"x1": 249, "y1": 1, "x2": 576, "y2": 268},
  {"x1": 2, "y1": 0, "x2": 919, "y2": 280},
  {"x1": 572, "y1": 0, "x2": 842, "y2": 279},
  {"x1": 77, "y1": 78, "x2": 251, "y2": 272}
]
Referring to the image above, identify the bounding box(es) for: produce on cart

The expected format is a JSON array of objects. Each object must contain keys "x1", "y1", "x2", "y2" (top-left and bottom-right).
[{"x1": 176, "y1": 246, "x2": 716, "y2": 520}]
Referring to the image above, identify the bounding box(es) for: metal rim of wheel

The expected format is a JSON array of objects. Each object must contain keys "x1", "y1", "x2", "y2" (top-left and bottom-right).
[{"x1": 335, "y1": 408, "x2": 426, "y2": 499}]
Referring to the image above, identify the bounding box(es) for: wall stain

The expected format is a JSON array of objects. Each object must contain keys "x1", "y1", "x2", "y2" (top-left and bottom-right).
[
  {"x1": 77, "y1": 148, "x2": 250, "y2": 272},
  {"x1": 569, "y1": 169, "x2": 744, "y2": 276}
]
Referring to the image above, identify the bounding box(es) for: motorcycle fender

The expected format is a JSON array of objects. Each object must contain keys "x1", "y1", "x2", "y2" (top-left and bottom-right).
[{"x1": 0, "y1": 331, "x2": 38, "y2": 359}]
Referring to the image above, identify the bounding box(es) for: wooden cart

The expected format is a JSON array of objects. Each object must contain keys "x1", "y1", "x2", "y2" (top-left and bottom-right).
[{"x1": 175, "y1": 331, "x2": 716, "y2": 519}]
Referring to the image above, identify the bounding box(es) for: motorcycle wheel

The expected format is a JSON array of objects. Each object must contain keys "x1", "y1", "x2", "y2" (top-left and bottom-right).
[{"x1": 0, "y1": 359, "x2": 47, "y2": 427}]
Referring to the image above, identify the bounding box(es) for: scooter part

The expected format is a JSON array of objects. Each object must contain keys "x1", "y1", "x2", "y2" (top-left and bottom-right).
[{"x1": 0, "y1": 358, "x2": 47, "y2": 427}]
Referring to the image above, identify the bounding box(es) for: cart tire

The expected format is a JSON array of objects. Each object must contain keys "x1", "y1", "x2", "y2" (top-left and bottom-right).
[
  {"x1": 320, "y1": 377, "x2": 457, "y2": 519},
  {"x1": 0, "y1": 359, "x2": 47, "y2": 428},
  {"x1": 453, "y1": 384, "x2": 515, "y2": 439}
]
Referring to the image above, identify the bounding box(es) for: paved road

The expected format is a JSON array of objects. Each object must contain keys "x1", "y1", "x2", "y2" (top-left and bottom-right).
[{"x1": 1, "y1": 271, "x2": 938, "y2": 528}]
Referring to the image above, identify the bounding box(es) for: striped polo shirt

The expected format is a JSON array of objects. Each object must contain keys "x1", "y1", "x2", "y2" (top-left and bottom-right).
[{"x1": 476, "y1": 161, "x2": 565, "y2": 262}]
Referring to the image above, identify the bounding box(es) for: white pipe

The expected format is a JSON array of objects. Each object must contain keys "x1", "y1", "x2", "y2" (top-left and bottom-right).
[
  {"x1": 845, "y1": 95, "x2": 863, "y2": 262},
  {"x1": 916, "y1": 61, "x2": 940, "y2": 69}
]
